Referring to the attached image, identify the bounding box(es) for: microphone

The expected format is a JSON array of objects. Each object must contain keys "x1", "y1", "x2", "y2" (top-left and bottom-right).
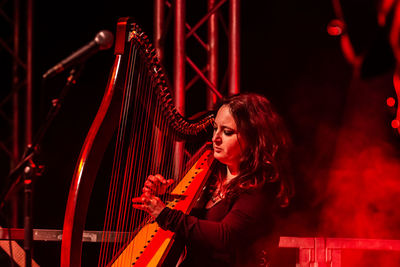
[{"x1": 42, "y1": 30, "x2": 114, "y2": 79}]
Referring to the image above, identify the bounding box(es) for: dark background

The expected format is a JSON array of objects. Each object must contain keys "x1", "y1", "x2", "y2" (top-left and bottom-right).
[{"x1": 2, "y1": 0, "x2": 400, "y2": 266}]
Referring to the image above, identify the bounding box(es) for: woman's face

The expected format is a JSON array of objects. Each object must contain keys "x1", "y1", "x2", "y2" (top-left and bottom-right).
[{"x1": 212, "y1": 105, "x2": 245, "y2": 172}]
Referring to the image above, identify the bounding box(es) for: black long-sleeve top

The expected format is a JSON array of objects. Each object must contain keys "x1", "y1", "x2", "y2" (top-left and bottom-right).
[{"x1": 156, "y1": 186, "x2": 278, "y2": 266}]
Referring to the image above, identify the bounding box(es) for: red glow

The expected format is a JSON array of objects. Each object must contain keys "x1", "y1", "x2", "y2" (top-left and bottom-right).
[
  {"x1": 392, "y1": 119, "x2": 400, "y2": 128},
  {"x1": 320, "y1": 143, "x2": 400, "y2": 265},
  {"x1": 321, "y1": 143, "x2": 400, "y2": 232},
  {"x1": 314, "y1": 80, "x2": 400, "y2": 266},
  {"x1": 387, "y1": 97, "x2": 396, "y2": 107},
  {"x1": 378, "y1": 0, "x2": 397, "y2": 26},
  {"x1": 327, "y1": 19, "x2": 344, "y2": 36}
]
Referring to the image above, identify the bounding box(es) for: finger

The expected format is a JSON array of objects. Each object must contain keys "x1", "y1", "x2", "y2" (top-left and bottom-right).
[
  {"x1": 144, "y1": 180, "x2": 156, "y2": 191},
  {"x1": 142, "y1": 192, "x2": 151, "y2": 199},
  {"x1": 166, "y1": 179, "x2": 174, "y2": 185},
  {"x1": 131, "y1": 197, "x2": 143, "y2": 204},
  {"x1": 146, "y1": 175, "x2": 159, "y2": 188},
  {"x1": 132, "y1": 204, "x2": 147, "y2": 211},
  {"x1": 148, "y1": 175, "x2": 159, "y2": 184},
  {"x1": 155, "y1": 174, "x2": 167, "y2": 184},
  {"x1": 142, "y1": 187, "x2": 151, "y2": 194}
]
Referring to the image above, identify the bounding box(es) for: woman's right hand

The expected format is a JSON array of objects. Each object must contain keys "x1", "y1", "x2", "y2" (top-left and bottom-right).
[{"x1": 143, "y1": 174, "x2": 174, "y2": 195}]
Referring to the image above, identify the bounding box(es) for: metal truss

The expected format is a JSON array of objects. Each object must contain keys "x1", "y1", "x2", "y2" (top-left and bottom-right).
[
  {"x1": 0, "y1": 0, "x2": 33, "y2": 226},
  {"x1": 154, "y1": 0, "x2": 240, "y2": 113},
  {"x1": 153, "y1": 0, "x2": 240, "y2": 176}
]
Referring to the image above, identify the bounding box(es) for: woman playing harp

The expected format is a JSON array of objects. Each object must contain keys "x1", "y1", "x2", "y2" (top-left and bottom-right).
[
  {"x1": 60, "y1": 18, "x2": 292, "y2": 266},
  {"x1": 133, "y1": 93, "x2": 294, "y2": 266}
]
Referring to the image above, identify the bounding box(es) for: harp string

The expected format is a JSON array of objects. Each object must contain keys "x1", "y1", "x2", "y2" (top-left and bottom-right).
[
  {"x1": 98, "y1": 48, "x2": 131, "y2": 266},
  {"x1": 96, "y1": 23, "x2": 209, "y2": 265},
  {"x1": 99, "y1": 42, "x2": 142, "y2": 264},
  {"x1": 117, "y1": 48, "x2": 151, "y2": 254},
  {"x1": 98, "y1": 38, "x2": 178, "y2": 265},
  {"x1": 118, "y1": 45, "x2": 147, "y2": 245},
  {"x1": 112, "y1": 42, "x2": 140, "y2": 259},
  {"x1": 128, "y1": 59, "x2": 156, "y2": 251}
]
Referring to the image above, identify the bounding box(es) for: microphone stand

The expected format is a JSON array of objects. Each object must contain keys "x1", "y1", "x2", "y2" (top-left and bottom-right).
[{"x1": 0, "y1": 67, "x2": 83, "y2": 267}]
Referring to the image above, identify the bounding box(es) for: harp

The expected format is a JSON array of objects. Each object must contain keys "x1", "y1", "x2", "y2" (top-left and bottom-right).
[{"x1": 60, "y1": 17, "x2": 216, "y2": 266}]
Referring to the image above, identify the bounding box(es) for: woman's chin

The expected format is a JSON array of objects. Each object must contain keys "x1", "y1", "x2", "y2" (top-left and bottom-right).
[
  {"x1": 213, "y1": 152, "x2": 223, "y2": 161},
  {"x1": 213, "y1": 154, "x2": 228, "y2": 164}
]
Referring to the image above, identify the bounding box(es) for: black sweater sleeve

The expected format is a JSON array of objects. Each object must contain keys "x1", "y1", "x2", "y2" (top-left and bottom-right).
[{"x1": 155, "y1": 190, "x2": 271, "y2": 252}]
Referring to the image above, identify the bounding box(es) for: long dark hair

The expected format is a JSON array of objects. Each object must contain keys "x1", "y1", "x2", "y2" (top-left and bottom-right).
[{"x1": 216, "y1": 93, "x2": 293, "y2": 207}]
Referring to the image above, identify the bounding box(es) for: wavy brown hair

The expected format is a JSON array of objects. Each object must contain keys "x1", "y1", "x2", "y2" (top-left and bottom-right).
[{"x1": 215, "y1": 93, "x2": 294, "y2": 207}]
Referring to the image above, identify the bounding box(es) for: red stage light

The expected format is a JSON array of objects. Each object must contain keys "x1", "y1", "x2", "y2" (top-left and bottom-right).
[
  {"x1": 386, "y1": 97, "x2": 396, "y2": 107},
  {"x1": 391, "y1": 119, "x2": 400, "y2": 129},
  {"x1": 327, "y1": 19, "x2": 345, "y2": 36}
]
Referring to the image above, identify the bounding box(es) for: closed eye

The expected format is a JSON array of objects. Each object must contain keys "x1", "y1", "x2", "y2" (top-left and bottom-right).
[{"x1": 224, "y1": 130, "x2": 234, "y2": 136}]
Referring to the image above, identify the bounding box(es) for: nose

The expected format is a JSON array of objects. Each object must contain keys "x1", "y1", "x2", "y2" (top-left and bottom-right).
[{"x1": 212, "y1": 130, "x2": 221, "y2": 145}]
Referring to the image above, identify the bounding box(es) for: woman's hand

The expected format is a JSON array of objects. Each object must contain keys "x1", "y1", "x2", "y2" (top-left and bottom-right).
[
  {"x1": 143, "y1": 174, "x2": 174, "y2": 195},
  {"x1": 131, "y1": 174, "x2": 174, "y2": 218},
  {"x1": 132, "y1": 192, "x2": 166, "y2": 218}
]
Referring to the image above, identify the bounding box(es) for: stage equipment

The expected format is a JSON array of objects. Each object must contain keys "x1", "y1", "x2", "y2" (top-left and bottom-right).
[
  {"x1": 0, "y1": 0, "x2": 34, "y2": 230},
  {"x1": 42, "y1": 30, "x2": 114, "y2": 79},
  {"x1": 0, "y1": 65, "x2": 89, "y2": 267},
  {"x1": 1, "y1": 27, "x2": 114, "y2": 265},
  {"x1": 1, "y1": 66, "x2": 90, "y2": 267},
  {"x1": 280, "y1": 236, "x2": 400, "y2": 266},
  {"x1": 391, "y1": 62, "x2": 400, "y2": 135},
  {"x1": 153, "y1": 0, "x2": 240, "y2": 186},
  {"x1": 60, "y1": 18, "x2": 216, "y2": 266},
  {"x1": 389, "y1": 73, "x2": 400, "y2": 133}
]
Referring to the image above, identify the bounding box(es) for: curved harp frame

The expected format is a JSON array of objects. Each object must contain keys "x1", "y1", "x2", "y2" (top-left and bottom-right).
[{"x1": 60, "y1": 17, "x2": 215, "y2": 267}]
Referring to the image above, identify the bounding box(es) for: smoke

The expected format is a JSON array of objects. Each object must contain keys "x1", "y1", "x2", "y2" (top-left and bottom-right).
[
  {"x1": 321, "y1": 143, "x2": 400, "y2": 238},
  {"x1": 317, "y1": 75, "x2": 400, "y2": 266}
]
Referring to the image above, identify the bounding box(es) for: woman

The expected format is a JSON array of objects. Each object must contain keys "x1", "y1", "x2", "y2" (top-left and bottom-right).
[{"x1": 132, "y1": 93, "x2": 293, "y2": 266}]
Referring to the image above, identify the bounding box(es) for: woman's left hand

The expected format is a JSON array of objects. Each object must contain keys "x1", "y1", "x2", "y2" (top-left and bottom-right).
[{"x1": 132, "y1": 192, "x2": 166, "y2": 218}]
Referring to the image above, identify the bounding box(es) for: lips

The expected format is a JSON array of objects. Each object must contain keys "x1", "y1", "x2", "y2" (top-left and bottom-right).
[{"x1": 213, "y1": 147, "x2": 222, "y2": 153}]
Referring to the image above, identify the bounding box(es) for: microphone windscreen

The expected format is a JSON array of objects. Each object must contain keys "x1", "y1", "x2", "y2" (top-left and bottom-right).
[{"x1": 95, "y1": 30, "x2": 114, "y2": 50}]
